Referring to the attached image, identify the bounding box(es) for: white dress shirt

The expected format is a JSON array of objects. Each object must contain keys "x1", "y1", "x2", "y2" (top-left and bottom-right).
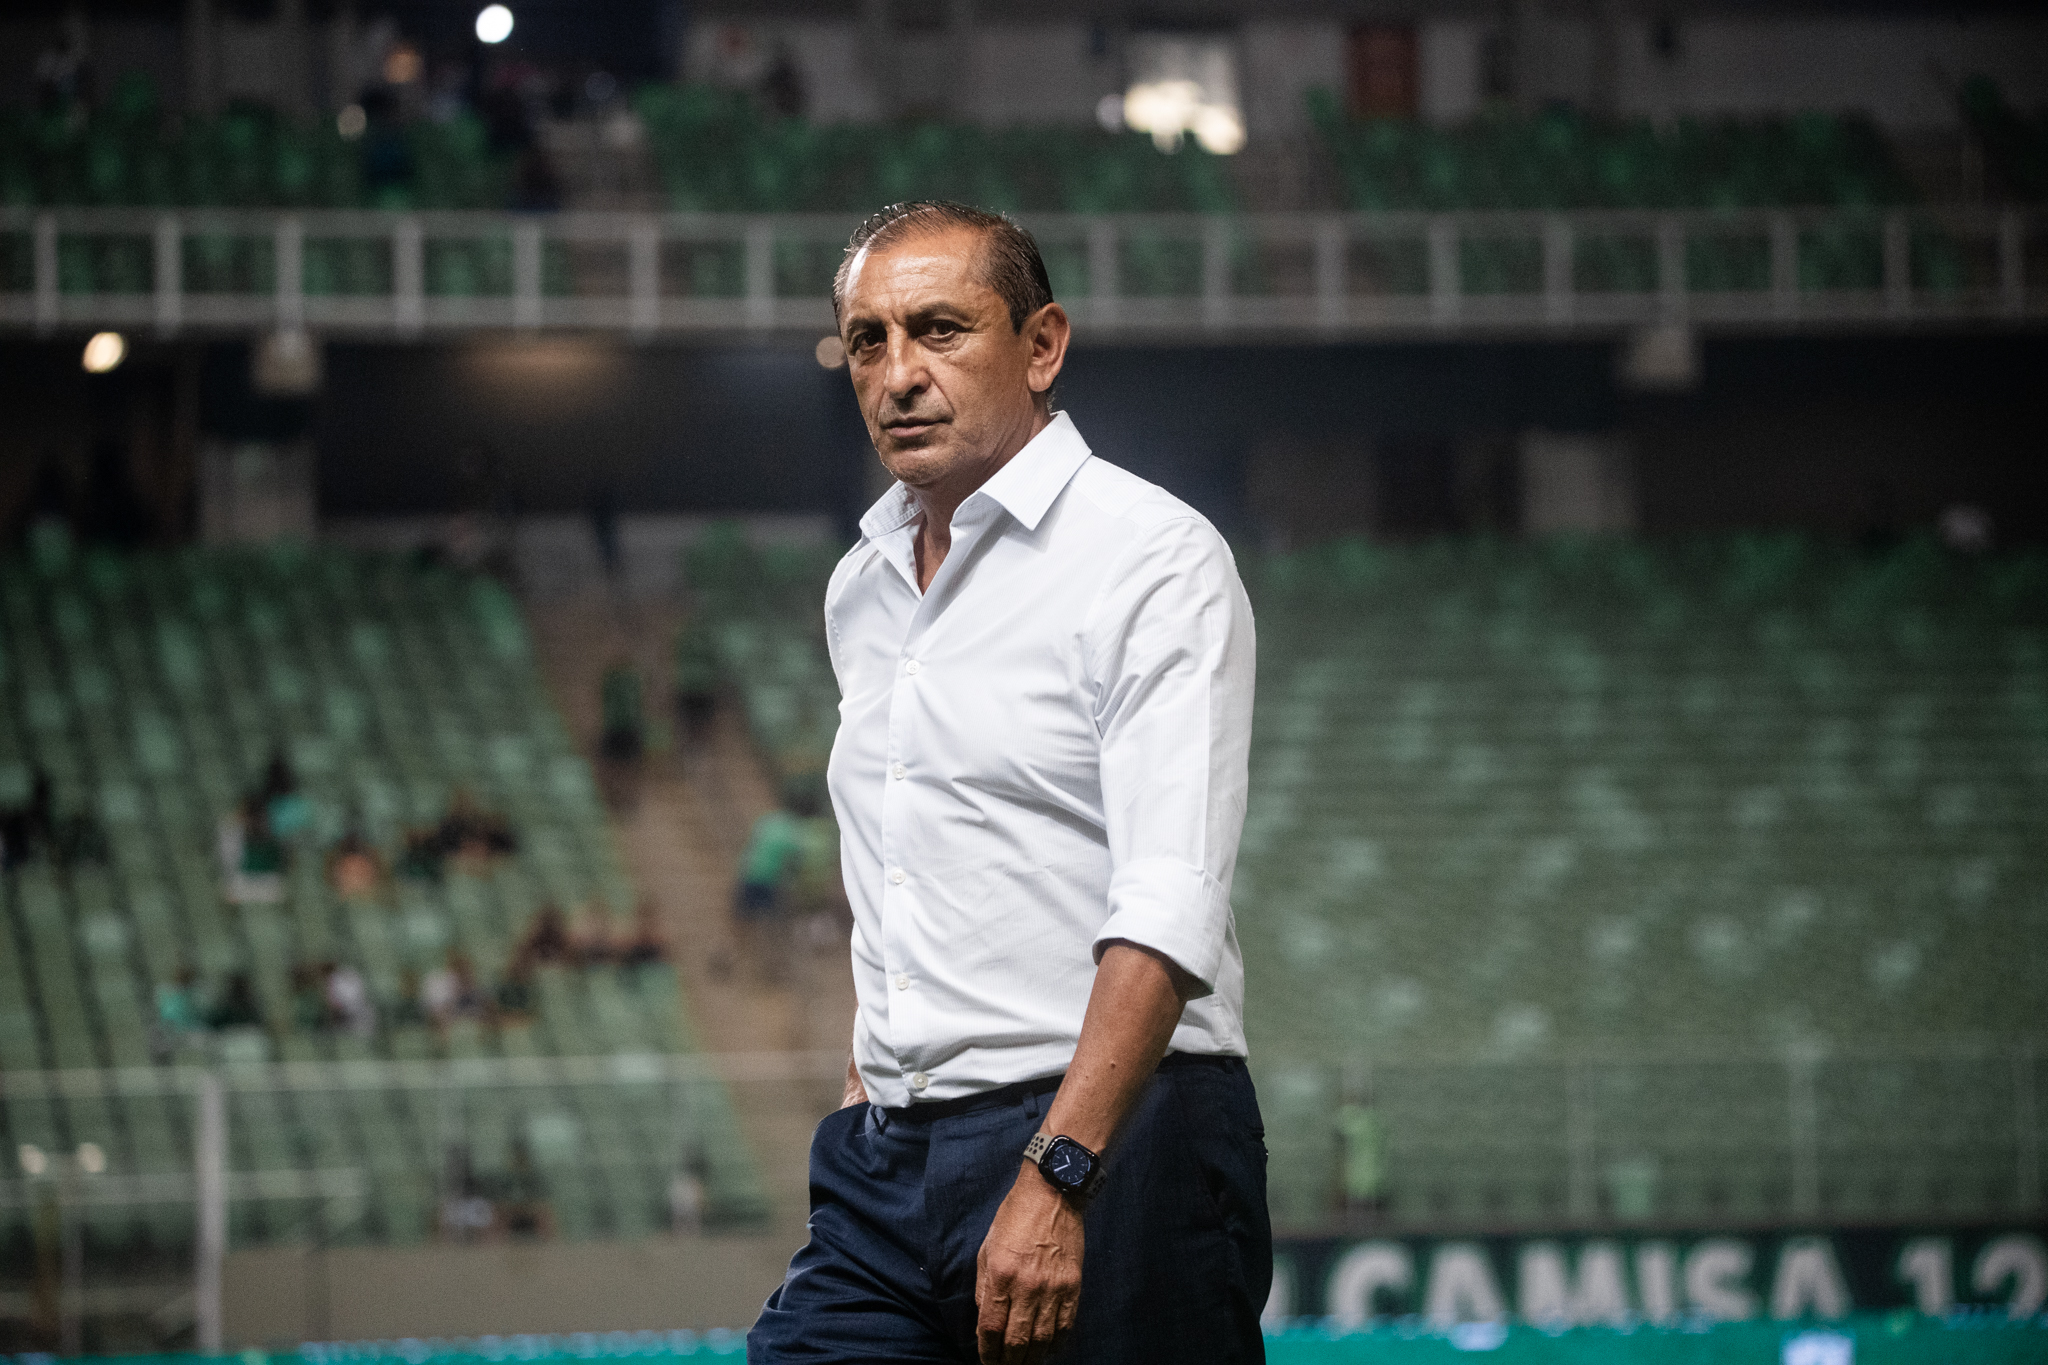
[{"x1": 824, "y1": 412, "x2": 1256, "y2": 1109}]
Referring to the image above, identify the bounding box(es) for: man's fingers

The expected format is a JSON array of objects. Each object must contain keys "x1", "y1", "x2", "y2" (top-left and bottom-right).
[
  {"x1": 976, "y1": 1286, "x2": 1010, "y2": 1365},
  {"x1": 1000, "y1": 1283, "x2": 1042, "y2": 1365}
]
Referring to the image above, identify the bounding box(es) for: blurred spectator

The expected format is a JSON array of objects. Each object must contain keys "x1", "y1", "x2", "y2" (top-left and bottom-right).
[
  {"x1": 33, "y1": 31, "x2": 90, "y2": 115},
  {"x1": 492, "y1": 1136, "x2": 554, "y2": 1239},
  {"x1": 441, "y1": 788, "x2": 519, "y2": 860},
  {"x1": 221, "y1": 797, "x2": 286, "y2": 904},
  {"x1": 154, "y1": 967, "x2": 205, "y2": 1039},
  {"x1": 421, "y1": 950, "x2": 484, "y2": 1032},
  {"x1": 735, "y1": 797, "x2": 805, "y2": 924},
  {"x1": 673, "y1": 621, "x2": 720, "y2": 747},
  {"x1": 618, "y1": 898, "x2": 670, "y2": 969},
  {"x1": 326, "y1": 823, "x2": 386, "y2": 899},
  {"x1": 494, "y1": 956, "x2": 537, "y2": 1023},
  {"x1": 439, "y1": 1142, "x2": 495, "y2": 1241},
  {"x1": 669, "y1": 1162, "x2": 707, "y2": 1235},
  {"x1": 327, "y1": 963, "x2": 377, "y2": 1038},
  {"x1": 761, "y1": 46, "x2": 806, "y2": 118},
  {"x1": 206, "y1": 972, "x2": 263, "y2": 1030},
  {"x1": 518, "y1": 901, "x2": 574, "y2": 965},
  {"x1": 1336, "y1": 1102, "x2": 1387, "y2": 1216},
  {"x1": 1, "y1": 767, "x2": 105, "y2": 869},
  {"x1": 400, "y1": 791, "x2": 518, "y2": 880},
  {"x1": 261, "y1": 746, "x2": 312, "y2": 838},
  {"x1": 600, "y1": 659, "x2": 646, "y2": 763},
  {"x1": 1, "y1": 767, "x2": 53, "y2": 868}
]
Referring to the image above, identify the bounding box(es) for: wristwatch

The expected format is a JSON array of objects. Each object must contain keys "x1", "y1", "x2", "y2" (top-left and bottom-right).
[{"x1": 1024, "y1": 1132, "x2": 1105, "y2": 1206}]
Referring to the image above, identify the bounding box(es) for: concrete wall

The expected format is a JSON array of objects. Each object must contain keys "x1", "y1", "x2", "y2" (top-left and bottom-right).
[{"x1": 224, "y1": 1235, "x2": 798, "y2": 1347}]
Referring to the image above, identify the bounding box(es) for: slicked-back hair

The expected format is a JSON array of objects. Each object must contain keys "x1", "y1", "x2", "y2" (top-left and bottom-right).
[{"x1": 832, "y1": 201, "x2": 1055, "y2": 334}]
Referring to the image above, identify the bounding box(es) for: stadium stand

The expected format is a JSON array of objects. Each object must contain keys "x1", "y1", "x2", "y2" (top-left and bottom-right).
[
  {"x1": 1305, "y1": 96, "x2": 1961, "y2": 295},
  {"x1": 1239, "y1": 533, "x2": 2047, "y2": 1228},
  {"x1": 0, "y1": 528, "x2": 766, "y2": 1258},
  {"x1": 686, "y1": 526, "x2": 2047, "y2": 1233}
]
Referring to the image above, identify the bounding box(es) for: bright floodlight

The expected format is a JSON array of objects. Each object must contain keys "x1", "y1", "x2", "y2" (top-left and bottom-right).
[
  {"x1": 475, "y1": 4, "x2": 513, "y2": 43},
  {"x1": 82, "y1": 331, "x2": 126, "y2": 374}
]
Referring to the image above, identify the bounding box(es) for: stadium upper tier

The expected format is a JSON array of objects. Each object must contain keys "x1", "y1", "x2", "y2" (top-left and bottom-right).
[
  {"x1": 685, "y1": 528, "x2": 2047, "y2": 1234},
  {"x1": 0, "y1": 535, "x2": 766, "y2": 1254}
]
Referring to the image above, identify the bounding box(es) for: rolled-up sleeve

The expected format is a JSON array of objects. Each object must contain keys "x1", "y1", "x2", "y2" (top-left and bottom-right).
[{"x1": 1083, "y1": 516, "x2": 1255, "y2": 995}]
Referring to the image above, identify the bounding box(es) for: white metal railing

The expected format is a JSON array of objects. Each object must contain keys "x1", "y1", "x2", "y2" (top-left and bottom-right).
[{"x1": 0, "y1": 205, "x2": 2039, "y2": 341}]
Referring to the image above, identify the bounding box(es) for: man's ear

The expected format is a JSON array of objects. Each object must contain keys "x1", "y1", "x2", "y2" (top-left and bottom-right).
[{"x1": 1024, "y1": 302, "x2": 1071, "y2": 401}]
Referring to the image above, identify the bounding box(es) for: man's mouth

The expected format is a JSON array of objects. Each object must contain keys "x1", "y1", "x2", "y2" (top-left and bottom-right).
[{"x1": 883, "y1": 418, "x2": 943, "y2": 439}]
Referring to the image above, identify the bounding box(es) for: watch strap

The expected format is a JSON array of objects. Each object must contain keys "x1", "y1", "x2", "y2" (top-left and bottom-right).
[{"x1": 1023, "y1": 1132, "x2": 1105, "y2": 1205}]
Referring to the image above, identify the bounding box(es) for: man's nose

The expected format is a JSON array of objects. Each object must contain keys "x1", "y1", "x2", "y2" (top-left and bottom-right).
[{"x1": 881, "y1": 330, "x2": 927, "y2": 401}]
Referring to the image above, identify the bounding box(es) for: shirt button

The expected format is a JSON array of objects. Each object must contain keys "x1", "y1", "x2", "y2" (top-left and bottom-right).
[
  {"x1": 909, "y1": 1072, "x2": 929, "y2": 1092},
  {"x1": 905, "y1": 659, "x2": 921, "y2": 675},
  {"x1": 894, "y1": 973, "x2": 909, "y2": 991},
  {"x1": 891, "y1": 762, "x2": 906, "y2": 780},
  {"x1": 889, "y1": 867, "x2": 906, "y2": 885}
]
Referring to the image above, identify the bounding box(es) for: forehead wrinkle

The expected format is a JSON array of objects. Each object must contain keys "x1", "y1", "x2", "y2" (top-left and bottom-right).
[{"x1": 842, "y1": 227, "x2": 997, "y2": 322}]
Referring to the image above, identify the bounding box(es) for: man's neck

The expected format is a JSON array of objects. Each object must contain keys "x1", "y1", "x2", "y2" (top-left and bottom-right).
[{"x1": 907, "y1": 407, "x2": 1051, "y2": 593}]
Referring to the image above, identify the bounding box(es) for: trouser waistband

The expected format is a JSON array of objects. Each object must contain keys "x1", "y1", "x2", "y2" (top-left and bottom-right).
[{"x1": 880, "y1": 1051, "x2": 1242, "y2": 1123}]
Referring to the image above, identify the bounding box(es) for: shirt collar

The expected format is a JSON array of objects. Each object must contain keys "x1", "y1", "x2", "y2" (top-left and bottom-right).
[{"x1": 855, "y1": 411, "x2": 1092, "y2": 543}]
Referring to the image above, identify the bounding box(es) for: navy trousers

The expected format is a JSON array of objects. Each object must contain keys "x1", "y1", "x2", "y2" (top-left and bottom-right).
[{"x1": 748, "y1": 1054, "x2": 1270, "y2": 1363}]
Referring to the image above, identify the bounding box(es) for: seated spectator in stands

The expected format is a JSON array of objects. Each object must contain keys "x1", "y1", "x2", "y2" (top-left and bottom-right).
[
  {"x1": 617, "y1": 897, "x2": 670, "y2": 970},
  {"x1": 2, "y1": 768, "x2": 109, "y2": 870},
  {"x1": 326, "y1": 962, "x2": 377, "y2": 1039},
  {"x1": 155, "y1": 967, "x2": 205, "y2": 1036},
  {"x1": 491, "y1": 1135, "x2": 554, "y2": 1240},
  {"x1": 493, "y1": 955, "x2": 537, "y2": 1024},
  {"x1": 260, "y1": 745, "x2": 312, "y2": 838},
  {"x1": 326, "y1": 824, "x2": 386, "y2": 900},
  {"x1": 395, "y1": 825, "x2": 446, "y2": 883},
  {"x1": 600, "y1": 658, "x2": 646, "y2": 764},
  {"x1": 206, "y1": 972, "x2": 263, "y2": 1030},
  {"x1": 734, "y1": 792, "x2": 806, "y2": 924},
  {"x1": 437, "y1": 789, "x2": 520, "y2": 868},
  {"x1": 291, "y1": 962, "x2": 334, "y2": 1032},
  {"x1": 517, "y1": 902, "x2": 573, "y2": 965},
  {"x1": 420, "y1": 950, "x2": 483, "y2": 1033},
  {"x1": 673, "y1": 622, "x2": 720, "y2": 746},
  {"x1": 222, "y1": 797, "x2": 286, "y2": 904},
  {"x1": 567, "y1": 901, "x2": 619, "y2": 966}
]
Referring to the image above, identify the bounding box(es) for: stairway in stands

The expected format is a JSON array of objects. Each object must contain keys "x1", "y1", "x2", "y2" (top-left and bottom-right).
[{"x1": 520, "y1": 586, "x2": 856, "y2": 1244}]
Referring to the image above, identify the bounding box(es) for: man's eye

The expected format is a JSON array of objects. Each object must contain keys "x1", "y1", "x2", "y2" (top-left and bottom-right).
[{"x1": 928, "y1": 321, "x2": 959, "y2": 337}]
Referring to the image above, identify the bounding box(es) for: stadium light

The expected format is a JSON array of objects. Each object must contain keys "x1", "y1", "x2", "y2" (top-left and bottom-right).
[
  {"x1": 475, "y1": 5, "x2": 514, "y2": 44},
  {"x1": 82, "y1": 331, "x2": 126, "y2": 374}
]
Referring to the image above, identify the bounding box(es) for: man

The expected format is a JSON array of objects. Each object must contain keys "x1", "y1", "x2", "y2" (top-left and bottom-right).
[{"x1": 748, "y1": 202, "x2": 1267, "y2": 1365}]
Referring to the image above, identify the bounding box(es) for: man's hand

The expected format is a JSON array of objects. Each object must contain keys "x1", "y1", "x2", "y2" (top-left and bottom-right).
[{"x1": 975, "y1": 1163, "x2": 1083, "y2": 1364}]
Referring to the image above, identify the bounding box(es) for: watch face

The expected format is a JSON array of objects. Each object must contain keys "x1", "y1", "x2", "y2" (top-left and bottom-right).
[{"x1": 1045, "y1": 1138, "x2": 1095, "y2": 1189}]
